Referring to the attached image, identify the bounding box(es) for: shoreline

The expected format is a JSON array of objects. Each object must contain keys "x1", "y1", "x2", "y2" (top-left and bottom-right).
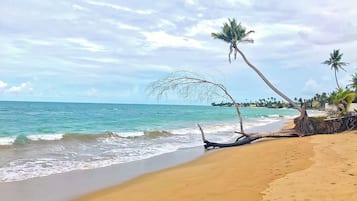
[
  {"x1": 0, "y1": 146, "x2": 205, "y2": 201},
  {"x1": 76, "y1": 130, "x2": 357, "y2": 201},
  {"x1": 0, "y1": 119, "x2": 288, "y2": 201}
]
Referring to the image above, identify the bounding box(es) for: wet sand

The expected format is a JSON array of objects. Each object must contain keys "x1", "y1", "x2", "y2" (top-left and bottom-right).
[
  {"x1": 0, "y1": 147, "x2": 205, "y2": 201},
  {"x1": 76, "y1": 130, "x2": 357, "y2": 201},
  {"x1": 0, "y1": 119, "x2": 287, "y2": 201}
]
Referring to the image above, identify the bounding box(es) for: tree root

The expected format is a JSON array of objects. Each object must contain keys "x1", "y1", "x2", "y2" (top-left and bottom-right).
[{"x1": 294, "y1": 108, "x2": 315, "y2": 136}]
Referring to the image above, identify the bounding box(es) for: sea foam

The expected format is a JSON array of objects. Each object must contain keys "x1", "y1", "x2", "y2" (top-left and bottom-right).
[
  {"x1": 27, "y1": 134, "x2": 64, "y2": 141},
  {"x1": 0, "y1": 137, "x2": 16, "y2": 146}
]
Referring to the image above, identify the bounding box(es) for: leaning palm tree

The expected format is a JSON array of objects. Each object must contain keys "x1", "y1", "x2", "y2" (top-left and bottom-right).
[
  {"x1": 212, "y1": 18, "x2": 313, "y2": 134},
  {"x1": 322, "y1": 49, "x2": 348, "y2": 89}
]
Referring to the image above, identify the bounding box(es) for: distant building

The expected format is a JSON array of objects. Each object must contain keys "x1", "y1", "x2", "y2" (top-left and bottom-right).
[{"x1": 325, "y1": 103, "x2": 357, "y2": 112}]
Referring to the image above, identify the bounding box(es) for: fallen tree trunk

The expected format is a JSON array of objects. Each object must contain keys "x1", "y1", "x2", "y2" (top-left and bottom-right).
[
  {"x1": 197, "y1": 124, "x2": 300, "y2": 150},
  {"x1": 198, "y1": 113, "x2": 357, "y2": 150}
]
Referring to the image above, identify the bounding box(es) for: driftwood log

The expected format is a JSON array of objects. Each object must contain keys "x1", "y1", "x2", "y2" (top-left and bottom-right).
[
  {"x1": 198, "y1": 114, "x2": 357, "y2": 150},
  {"x1": 198, "y1": 124, "x2": 299, "y2": 150}
]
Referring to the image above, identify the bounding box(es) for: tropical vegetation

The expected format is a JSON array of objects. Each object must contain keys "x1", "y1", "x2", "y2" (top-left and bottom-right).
[{"x1": 332, "y1": 89, "x2": 357, "y2": 116}]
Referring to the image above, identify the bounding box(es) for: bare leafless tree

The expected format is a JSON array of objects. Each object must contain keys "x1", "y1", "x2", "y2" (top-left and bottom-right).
[{"x1": 148, "y1": 71, "x2": 245, "y2": 134}]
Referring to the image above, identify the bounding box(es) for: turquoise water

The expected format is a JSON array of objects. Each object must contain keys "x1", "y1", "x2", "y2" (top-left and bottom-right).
[
  {"x1": 0, "y1": 101, "x2": 298, "y2": 138},
  {"x1": 0, "y1": 101, "x2": 299, "y2": 182}
]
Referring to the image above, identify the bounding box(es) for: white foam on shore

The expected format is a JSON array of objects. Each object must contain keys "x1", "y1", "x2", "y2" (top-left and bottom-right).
[
  {"x1": 112, "y1": 131, "x2": 145, "y2": 138},
  {"x1": 27, "y1": 134, "x2": 64, "y2": 141},
  {"x1": 0, "y1": 137, "x2": 16, "y2": 145},
  {"x1": 0, "y1": 145, "x2": 183, "y2": 182},
  {"x1": 169, "y1": 115, "x2": 288, "y2": 136}
]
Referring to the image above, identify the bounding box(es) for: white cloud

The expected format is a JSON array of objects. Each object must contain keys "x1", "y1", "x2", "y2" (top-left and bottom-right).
[
  {"x1": 140, "y1": 64, "x2": 173, "y2": 72},
  {"x1": 65, "y1": 38, "x2": 105, "y2": 52},
  {"x1": 6, "y1": 82, "x2": 33, "y2": 93},
  {"x1": 252, "y1": 23, "x2": 313, "y2": 43},
  {"x1": 154, "y1": 19, "x2": 177, "y2": 29},
  {"x1": 85, "y1": 0, "x2": 153, "y2": 15},
  {"x1": 185, "y1": 0, "x2": 198, "y2": 5},
  {"x1": 72, "y1": 4, "x2": 89, "y2": 11},
  {"x1": 185, "y1": 18, "x2": 227, "y2": 37},
  {"x1": 225, "y1": 0, "x2": 253, "y2": 6},
  {"x1": 75, "y1": 56, "x2": 122, "y2": 63},
  {"x1": 142, "y1": 31, "x2": 204, "y2": 49},
  {"x1": 86, "y1": 88, "x2": 97, "y2": 97},
  {"x1": 302, "y1": 79, "x2": 321, "y2": 95},
  {"x1": 1, "y1": 0, "x2": 356, "y2": 103},
  {"x1": 104, "y1": 19, "x2": 141, "y2": 31},
  {"x1": 116, "y1": 22, "x2": 141, "y2": 30},
  {"x1": 21, "y1": 38, "x2": 53, "y2": 46},
  {"x1": 0, "y1": 81, "x2": 8, "y2": 89},
  {"x1": 114, "y1": 85, "x2": 141, "y2": 99},
  {"x1": 340, "y1": 72, "x2": 354, "y2": 89}
]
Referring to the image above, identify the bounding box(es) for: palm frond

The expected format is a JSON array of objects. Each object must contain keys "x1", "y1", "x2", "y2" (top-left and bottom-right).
[
  {"x1": 211, "y1": 33, "x2": 230, "y2": 43},
  {"x1": 322, "y1": 60, "x2": 331, "y2": 65},
  {"x1": 246, "y1": 30, "x2": 255, "y2": 35},
  {"x1": 211, "y1": 18, "x2": 255, "y2": 63},
  {"x1": 338, "y1": 65, "x2": 347, "y2": 72}
]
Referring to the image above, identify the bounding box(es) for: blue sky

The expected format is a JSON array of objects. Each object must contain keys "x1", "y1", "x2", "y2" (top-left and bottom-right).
[{"x1": 1, "y1": 0, "x2": 356, "y2": 104}]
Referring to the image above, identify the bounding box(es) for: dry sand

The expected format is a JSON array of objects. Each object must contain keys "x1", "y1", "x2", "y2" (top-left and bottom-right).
[
  {"x1": 75, "y1": 130, "x2": 357, "y2": 201},
  {"x1": 263, "y1": 131, "x2": 357, "y2": 201}
]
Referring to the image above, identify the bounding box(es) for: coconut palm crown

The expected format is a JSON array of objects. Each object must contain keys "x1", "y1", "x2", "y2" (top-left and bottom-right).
[
  {"x1": 211, "y1": 18, "x2": 254, "y2": 63},
  {"x1": 322, "y1": 49, "x2": 348, "y2": 89}
]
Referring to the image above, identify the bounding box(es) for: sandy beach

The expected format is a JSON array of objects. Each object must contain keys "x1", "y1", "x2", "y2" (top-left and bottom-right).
[{"x1": 76, "y1": 130, "x2": 357, "y2": 201}]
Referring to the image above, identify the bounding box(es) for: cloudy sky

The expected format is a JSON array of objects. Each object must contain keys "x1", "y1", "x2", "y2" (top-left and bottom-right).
[{"x1": 1, "y1": 0, "x2": 356, "y2": 104}]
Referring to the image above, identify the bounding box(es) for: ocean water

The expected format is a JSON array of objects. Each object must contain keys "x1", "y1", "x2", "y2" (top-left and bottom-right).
[{"x1": 0, "y1": 101, "x2": 300, "y2": 182}]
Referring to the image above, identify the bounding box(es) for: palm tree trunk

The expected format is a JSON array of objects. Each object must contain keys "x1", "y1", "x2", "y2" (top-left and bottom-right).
[
  {"x1": 235, "y1": 47, "x2": 302, "y2": 113},
  {"x1": 335, "y1": 70, "x2": 341, "y2": 89},
  {"x1": 234, "y1": 47, "x2": 315, "y2": 135}
]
